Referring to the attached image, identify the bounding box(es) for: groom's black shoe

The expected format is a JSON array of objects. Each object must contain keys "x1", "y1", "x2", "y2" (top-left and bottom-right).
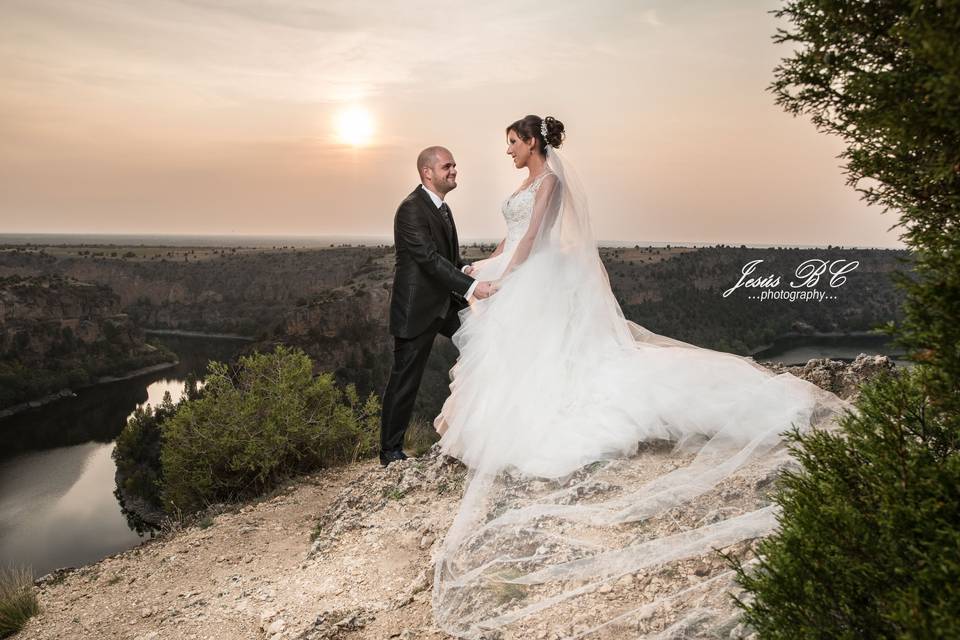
[{"x1": 379, "y1": 449, "x2": 408, "y2": 467}]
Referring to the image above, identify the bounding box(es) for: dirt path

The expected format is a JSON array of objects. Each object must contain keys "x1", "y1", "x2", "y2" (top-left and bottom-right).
[{"x1": 16, "y1": 454, "x2": 463, "y2": 640}]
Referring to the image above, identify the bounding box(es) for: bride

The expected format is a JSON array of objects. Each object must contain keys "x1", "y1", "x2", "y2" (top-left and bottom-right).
[{"x1": 429, "y1": 115, "x2": 855, "y2": 639}]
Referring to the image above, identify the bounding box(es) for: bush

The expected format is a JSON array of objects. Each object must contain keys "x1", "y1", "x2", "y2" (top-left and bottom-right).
[
  {"x1": 0, "y1": 564, "x2": 39, "y2": 638},
  {"x1": 159, "y1": 345, "x2": 380, "y2": 514},
  {"x1": 113, "y1": 386, "x2": 190, "y2": 515},
  {"x1": 730, "y1": 366, "x2": 960, "y2": 637}
]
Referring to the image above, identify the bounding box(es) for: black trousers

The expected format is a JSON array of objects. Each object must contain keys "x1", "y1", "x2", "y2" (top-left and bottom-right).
[{"x1": 379, "y1": 308, "x2": 461, "y2": 452}]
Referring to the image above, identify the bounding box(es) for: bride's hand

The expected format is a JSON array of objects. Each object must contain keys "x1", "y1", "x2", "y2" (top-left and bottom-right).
[{"x1": 466, "y1": 259, "x2": 489, "y2": 276}]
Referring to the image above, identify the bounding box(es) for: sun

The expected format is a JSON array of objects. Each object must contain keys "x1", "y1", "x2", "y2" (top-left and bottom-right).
[{"x1": 334, "y1": 106, "x2": 375, "y2": 146}]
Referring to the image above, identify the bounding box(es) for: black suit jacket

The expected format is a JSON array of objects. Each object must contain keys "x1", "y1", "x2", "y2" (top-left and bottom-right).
[{"x1": 389, "y1": 185, "x2": 475, "y2": 339}]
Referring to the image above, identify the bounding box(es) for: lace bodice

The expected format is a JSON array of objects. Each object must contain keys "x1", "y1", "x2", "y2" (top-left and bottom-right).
[{"x1": 501, "y1": 171, "x2": 554, "y2": 243}]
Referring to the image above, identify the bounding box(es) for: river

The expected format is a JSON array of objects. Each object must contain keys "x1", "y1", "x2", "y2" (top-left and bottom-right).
[
  {"x1": 752, "y1": 333, "x2": 911, "y2": 368},
  {"x1": 0, "y1": 334, "x2": 249, "y2": 579}
]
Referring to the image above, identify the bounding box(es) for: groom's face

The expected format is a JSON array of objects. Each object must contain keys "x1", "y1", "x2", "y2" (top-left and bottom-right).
[{"x1": 426, "y1": 150, "x2": 457, "y2": 196}]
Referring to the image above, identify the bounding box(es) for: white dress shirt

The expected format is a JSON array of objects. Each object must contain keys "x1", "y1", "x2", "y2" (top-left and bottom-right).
[{"x1": 420, "y1": 185, "x2": 478, "y2": 300}]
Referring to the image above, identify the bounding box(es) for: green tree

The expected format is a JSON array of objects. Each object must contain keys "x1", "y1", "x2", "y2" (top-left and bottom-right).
[
  {"x1": 730, "y1": 1, "x2": 960, "y2": 637},
  {"x1": 159, "y1": 345, "x2": 380, "y2": 514},
  {"x1": 113, "y1": 389, "x2": 184, "y2": 514}
]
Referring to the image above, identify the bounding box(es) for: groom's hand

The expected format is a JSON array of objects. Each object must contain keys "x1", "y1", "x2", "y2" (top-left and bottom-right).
[{"x1": 473, "y1": 282, "x2": 496, "y2": 299}]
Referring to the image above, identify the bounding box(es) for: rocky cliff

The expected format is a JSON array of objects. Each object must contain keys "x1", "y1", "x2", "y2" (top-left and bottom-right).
[
  {"x1": 1, "y1": 274, "x2": 129, "y2": 351},
  {"x1": 0, "y1": 274, "x2": 177, "y2": 412},
  {"x1": 0, "y1": 246, "x2": 390, "y2": 336}
]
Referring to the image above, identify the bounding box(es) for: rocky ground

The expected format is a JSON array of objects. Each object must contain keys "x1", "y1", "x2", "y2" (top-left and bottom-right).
[
  {"x1": 14, "y1": 355, "x2": 896, "y2": 640},
  {"x1": 17, "y1": 447, "x2": 465, "y2": 640}
]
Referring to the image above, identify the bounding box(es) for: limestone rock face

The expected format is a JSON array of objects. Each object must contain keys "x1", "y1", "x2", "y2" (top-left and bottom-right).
[
  {"x1": 0, "y1": 274, "x2": 174, "y2": 412},
  {"x1": 0, "y1": 274, "x2": 141, "y2": 359},
  {"x1": 761, "y1": 353, "x2": 897, "y2": 399}
]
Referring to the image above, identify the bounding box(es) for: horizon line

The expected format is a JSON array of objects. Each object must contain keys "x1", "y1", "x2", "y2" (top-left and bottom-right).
[{"x1": 0, "y1": 231, "x2": 908, "y2": 251}]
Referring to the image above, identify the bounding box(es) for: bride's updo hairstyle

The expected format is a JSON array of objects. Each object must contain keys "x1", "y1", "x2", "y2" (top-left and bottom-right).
[{"x1": 506, "y1": 115, "x2": 565, "y2": 155}]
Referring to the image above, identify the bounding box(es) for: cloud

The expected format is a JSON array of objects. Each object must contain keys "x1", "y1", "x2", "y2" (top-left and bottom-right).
[{"x1": 1, "y1": 0, "x2": 671, "y2": 109}]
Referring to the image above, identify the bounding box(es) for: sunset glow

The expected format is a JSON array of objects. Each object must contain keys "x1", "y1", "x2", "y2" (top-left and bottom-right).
[
  {"x1": 0, "y1": 1, "x2": 904, "y2": 247},
  {"x1": 334, "y1": 107, "x2": 375, "y2": 147}
]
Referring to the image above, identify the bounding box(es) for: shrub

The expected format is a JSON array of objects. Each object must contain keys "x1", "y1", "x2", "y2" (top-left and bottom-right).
[
  {"x1": 730, "y1": 366, "x2": 960, "y2": 637},
  {"x1": 0, "y1": 564, "x2": 39, "y2": 638},
  {"x1": 159, "y1": 345, "x2": 379, "y2": 514},
  {"x1": 113, "y1": 386, "x2": 189, "y2": 514}
]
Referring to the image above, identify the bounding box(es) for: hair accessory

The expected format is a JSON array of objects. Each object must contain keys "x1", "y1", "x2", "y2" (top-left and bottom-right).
[{"x1": 540, "y1": 119, "x2": 550, "y2": 147}]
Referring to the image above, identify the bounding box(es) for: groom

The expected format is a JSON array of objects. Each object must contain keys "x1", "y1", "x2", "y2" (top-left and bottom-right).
[{"x1": 379, "y1": 146, "x2": 495, "y2": 467}]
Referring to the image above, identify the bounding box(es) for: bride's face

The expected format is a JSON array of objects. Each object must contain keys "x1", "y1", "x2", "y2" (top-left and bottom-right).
[{"x1": 506, "y1": 129, "x2": 536, "y2": 169}]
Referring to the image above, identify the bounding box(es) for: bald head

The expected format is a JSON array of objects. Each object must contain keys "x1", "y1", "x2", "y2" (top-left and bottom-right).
[
  {"x1": 417, "y1": 146, "x2": 449, "y2": 175},
  {"x1": 417, "y1": 146, "x2": 458, "y2": 197}
]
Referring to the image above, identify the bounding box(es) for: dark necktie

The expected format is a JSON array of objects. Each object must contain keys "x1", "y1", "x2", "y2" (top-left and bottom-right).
[
  {"x1": 438, "y1": 202, "x2": 452, "y2": 231},
  {"x1": 438, "y1": 202, "x2": 454, "y2": 246}
]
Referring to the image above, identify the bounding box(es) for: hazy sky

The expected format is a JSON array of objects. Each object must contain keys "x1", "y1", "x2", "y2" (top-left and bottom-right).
[{"x1": 0, "y1": 0, "x2": 905, "y2": 247}]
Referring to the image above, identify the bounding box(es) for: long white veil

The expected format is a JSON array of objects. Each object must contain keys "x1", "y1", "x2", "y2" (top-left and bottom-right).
[{"x1": 431, "y1": 147, "x2": 856, "y2": 638}]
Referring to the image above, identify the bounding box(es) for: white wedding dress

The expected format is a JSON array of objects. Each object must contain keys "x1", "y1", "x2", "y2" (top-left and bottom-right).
[{"x1": 430, "y1": 148, "x2": 855, "y2": 639}]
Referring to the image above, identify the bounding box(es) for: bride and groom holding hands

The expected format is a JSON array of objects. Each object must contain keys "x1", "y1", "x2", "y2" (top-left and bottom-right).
[
  {"x1": 377, "y1": 114, "x2": 854, "y2": 637},
  {"x1": 379, "y1": 115, "x2": 564, "y2": 468}
]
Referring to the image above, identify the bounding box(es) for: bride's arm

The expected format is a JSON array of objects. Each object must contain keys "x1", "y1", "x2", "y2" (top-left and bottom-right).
[{"x1": 497, "y1": 174, "x2": 560, "y2": 280}]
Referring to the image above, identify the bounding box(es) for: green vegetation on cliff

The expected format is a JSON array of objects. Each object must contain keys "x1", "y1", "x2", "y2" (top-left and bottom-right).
[
  {"x1": 113, "y1": 373, "x2": 201, "y2": 525},
  {"x1": 0, "y1": 274, "x2": 177, "y2": 410},
  {"x1": 610, "y1": 246, "x2": 908, "y2": 355},
  {"x1": 114, "y1": 345, "x2": 381, "y2": 519}
]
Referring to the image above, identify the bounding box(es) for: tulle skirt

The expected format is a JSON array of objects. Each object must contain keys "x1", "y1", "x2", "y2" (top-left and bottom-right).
[
  {"x1": 430, "y1": 242, "x2": 855, "y2": 638},
  {"x1": 434, "y1": 244, "x2": 839, "y2": 479}
]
